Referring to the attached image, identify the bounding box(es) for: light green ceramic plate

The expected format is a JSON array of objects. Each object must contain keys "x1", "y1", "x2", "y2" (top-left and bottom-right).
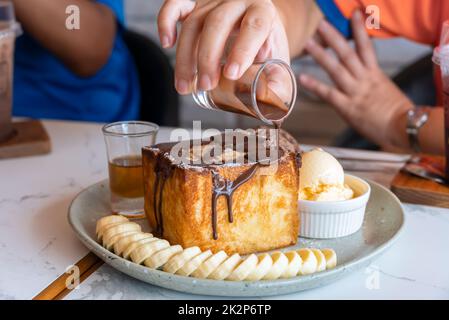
[{"x1": 68, "y1": 178, "x2": 404, "y2": 297}]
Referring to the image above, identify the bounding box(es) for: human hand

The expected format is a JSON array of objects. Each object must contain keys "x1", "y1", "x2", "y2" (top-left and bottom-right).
[
  {"x1": 158, "y1": 0, "x2": 290, "y2": 94},
  {"x1": 299, "y1": 11, "x2": 414, "y2": 150}
]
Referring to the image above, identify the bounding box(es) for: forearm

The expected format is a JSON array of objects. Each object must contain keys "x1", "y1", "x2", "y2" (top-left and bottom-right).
[
  {"x1": 388, "y1": 107, "x2": 445, "y2": 155},
  {"x1": 13, "y1": 0, "x2": 116, "y2": 76},
  {"x1": 273, "y1": 0, "x2": 323, "y2": 58},
  {"x1": 420, "y1": 108, "x2": 445, "y2": 155}
]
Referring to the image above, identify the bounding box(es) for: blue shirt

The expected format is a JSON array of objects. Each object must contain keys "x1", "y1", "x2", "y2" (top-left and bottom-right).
[
  {"x1": 315, "y1": 0, "x2": 352, "y2": 38},
  {"x1": 13, "y1": 0, "x2": 140, "y2": 122}
]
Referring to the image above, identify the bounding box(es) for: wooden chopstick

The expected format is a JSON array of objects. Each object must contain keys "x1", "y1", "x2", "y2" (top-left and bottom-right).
[
  {"x1": 53, "y1": 259, "x2": 104, "y2": 300},
  {"x1": 33, "y1": 252, "x2": 103, "y2": 300}
]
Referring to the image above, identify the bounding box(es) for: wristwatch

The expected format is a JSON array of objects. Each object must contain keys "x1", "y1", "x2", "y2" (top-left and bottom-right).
[{"x1": 406, "y1": 108, "x2": 429, "y2": 153}]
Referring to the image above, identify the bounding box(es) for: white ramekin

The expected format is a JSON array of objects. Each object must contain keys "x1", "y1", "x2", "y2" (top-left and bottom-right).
[{"x1": 298, "y1": 174, "x2": 371, "y2": 239}]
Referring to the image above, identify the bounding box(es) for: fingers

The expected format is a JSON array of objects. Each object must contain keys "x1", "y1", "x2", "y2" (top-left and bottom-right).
[
  {"x1": 197, "y1": 3, "x2": 247, "y2": 90},
  {"x1": 255, "y1": 38, "x2": 272, "y2": 63},
  {"x1": 175, "y1": 4, "x2": 215, "y2": 95},
  {"x1": 259, "y1": 63, "x2": 293, "y2": 109},
  {"x1": 299, "y1": 74, "x2": 349, "y2": 111},
  {"x1": 174, "y1": 15, "x2": 200, "y2": 94},
  {"x1": 351, "y1": 10, "x2": 378, "y2": 68},
  {"x1": 317, "y1": 20, "x2": 364, "y2": 77},
  {"x1": 158, "y1": 0, "x2": 196, "y2": 48},
  {"x1": 224, "y1": 2, "x2": 276, "y2": 80},
  {"x1": 305, "y1": 39, "x2": 357, "y2": 95}
]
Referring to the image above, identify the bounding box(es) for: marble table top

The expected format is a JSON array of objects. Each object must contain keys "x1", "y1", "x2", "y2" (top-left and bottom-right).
[{"x1": 0, "y1": 120, "x2": 448, "y2": 300}]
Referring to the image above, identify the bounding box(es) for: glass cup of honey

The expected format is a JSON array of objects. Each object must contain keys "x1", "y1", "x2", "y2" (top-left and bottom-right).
[{"x1": 102, "y1": 121, "x2": 159, "y2": 218}]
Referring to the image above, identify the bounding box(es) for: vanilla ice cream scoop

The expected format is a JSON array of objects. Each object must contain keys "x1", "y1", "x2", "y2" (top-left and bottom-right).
[{"x1": 299, "y1": 148, "x2": 353, "y2": 201}]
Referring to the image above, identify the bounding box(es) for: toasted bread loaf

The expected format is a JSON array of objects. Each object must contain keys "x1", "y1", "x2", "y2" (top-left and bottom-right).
[{"x1": 142, "y1": 131, "x2": 300, "y2": 255}]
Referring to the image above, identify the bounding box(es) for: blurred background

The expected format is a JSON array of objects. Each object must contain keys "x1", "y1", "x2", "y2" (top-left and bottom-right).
[{"x1": 126, "y1": 0, "x2": 432, "y2": 147}]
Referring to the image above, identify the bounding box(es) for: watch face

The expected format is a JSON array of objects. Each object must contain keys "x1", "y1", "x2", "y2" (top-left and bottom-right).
[{"x1": 408, "y1": 109, "x2": 429, "y2": 127}]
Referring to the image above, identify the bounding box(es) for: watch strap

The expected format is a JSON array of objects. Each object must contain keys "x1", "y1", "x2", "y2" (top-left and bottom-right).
[{"x1": 407, "y1": 127, "x2": 421, "y2": 152}]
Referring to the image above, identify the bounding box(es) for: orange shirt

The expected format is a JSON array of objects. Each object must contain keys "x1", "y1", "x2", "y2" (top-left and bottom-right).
[{"x1": 333, "y1": 0, "x2": 445, "y2": 46}]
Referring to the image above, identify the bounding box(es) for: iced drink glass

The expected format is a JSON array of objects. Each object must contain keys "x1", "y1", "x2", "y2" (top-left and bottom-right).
[
  {"x1": 433, "y1": 21, "x2": 449, "y2": 178},
  {"x1": 0, "y1": 1, "x2": 20, "y2": 142}
]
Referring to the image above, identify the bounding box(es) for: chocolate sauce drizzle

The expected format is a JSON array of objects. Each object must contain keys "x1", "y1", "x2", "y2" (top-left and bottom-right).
[
  {"x1": 152, "y1": 143, "x2": 176, "y2": 236},
  {"x1": 210, "y1": 163, "x2": 260, "y2": 240},
  {"x1": 153, "y1": 167, "x2": 171, "y2": 236}
]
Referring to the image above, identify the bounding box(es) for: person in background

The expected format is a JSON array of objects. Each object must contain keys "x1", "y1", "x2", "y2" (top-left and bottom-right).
[
  {"x1": 12, "y1": 0, "x2": 140, "y2": 122},
  {"x1": 158, "y1": 0, "x2": 444, "y2": 155}
]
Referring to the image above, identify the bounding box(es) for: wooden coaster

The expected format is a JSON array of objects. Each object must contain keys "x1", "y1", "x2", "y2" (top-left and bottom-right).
[
  {"x1": 391, "y1": 155, "x2": 449, "y2": 208},
  {"x1": 0, "y1": 120, "x2": 51, "y2": 159}
]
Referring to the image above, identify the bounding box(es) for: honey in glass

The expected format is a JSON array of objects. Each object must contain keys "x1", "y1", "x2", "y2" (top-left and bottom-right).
[{"x1": 108, "y1": 155, "x2": 144, "y2": 199}]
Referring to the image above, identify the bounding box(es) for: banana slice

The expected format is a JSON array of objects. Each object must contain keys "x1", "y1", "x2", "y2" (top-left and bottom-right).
[
  {"x1": 96, "y1": 215, "x2": 128, "y2": 237},
  {"x1": 102, "y1": 222, "x2": 141, "y2": 246},
  {"x1": 104, "y1": 231, "x2": 138, "y2": 250},
  {"x1": 311, "y1": 249, "x2": 326, "y2": 272},
  {"x1": 208, "y1": 253, "x2": 241, "y2": 280},
  {"x1": 191, "y1": 251, "x2": 228, "y2": 279},
  {"x1": 123, "y1": 236, "x2": 157, "y2": 260},
  {"x1": 176, "y1": 250, "x2": 213, "y2": 276},
  {"x1": 144, "y1": 245, "x2": 183, "y2": 269},
  {"x1": 98, "y1": 222, "x2": 127, "y2": 241},
  {"x1": 163, "y1": 246, "x2": 202, "y2": 274},
  {"x1": 281, "y1": 251, "x2": 302, "y2": 278},
  {"x1": 296, "y1": 248, "x2": 318, "y2": 275},
  {"x1": 130, "y1": 239, "x2": 170, "y2": 265},
  {"x1": 227, "y1": 254, "x2": 258, "y2": 281},
  {"x1": 114, "y1": 232, "x2": 153, "y2": 256},
  {"x1": 321, "y1": 248, "x2": 337, "y2": 269},
  {"x1": 246, "y1": 253, "x2": 273, "y2": 281},
  {"x1": 263, "y1": 252, "x2": 288, "y2": 280}
]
